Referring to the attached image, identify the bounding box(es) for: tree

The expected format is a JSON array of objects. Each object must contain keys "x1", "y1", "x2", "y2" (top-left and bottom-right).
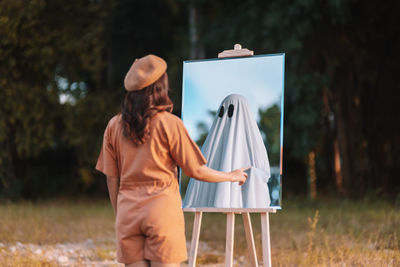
[
  {"x1": 258, "y1": 104, "x2": 281, "y2": 166},
  {"x1": 183, "y1": 0, "x2": 400, "y2": 196},
  {"x1": 0, "y1": 0, "x2": 108, "y2": 198}
]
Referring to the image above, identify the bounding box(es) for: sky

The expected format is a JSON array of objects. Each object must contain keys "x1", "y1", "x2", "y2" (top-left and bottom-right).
[{"x1": 182, "y1": 54, "x2": 285, "y2": 141}]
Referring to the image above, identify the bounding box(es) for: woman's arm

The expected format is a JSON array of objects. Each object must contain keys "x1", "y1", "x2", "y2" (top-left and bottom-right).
[
  {"x1": 191, "y1": 165, "x2": 249, "y2": 185},
  {"x1": 106, "y1": 176, "x2": 120, "y2": 214}
]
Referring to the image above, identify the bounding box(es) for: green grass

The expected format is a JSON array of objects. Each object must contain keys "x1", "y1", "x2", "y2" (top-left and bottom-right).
[{"x1": 0, "y1": 196, "x2": 399, "y2": 266}]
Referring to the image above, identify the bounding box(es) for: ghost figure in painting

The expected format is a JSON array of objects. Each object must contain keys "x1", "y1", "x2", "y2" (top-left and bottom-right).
[{"x1": 183, "y1": 94, "x2": 271, "y2": 208}]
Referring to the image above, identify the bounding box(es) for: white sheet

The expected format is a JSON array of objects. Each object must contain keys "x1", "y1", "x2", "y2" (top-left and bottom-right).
[{"x1": 183, "y1": 94, "x2": 271, "y2": 208}]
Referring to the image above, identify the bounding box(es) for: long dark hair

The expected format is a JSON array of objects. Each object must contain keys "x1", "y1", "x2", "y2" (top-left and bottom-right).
[{"x1": 121, "y1": 72, "x2": 173, "y2": 145}]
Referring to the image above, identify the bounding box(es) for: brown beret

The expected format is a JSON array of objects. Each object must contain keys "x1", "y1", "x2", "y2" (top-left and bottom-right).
[{"x1": 124, "y1": 54, "x2": 167, "y2": 91}]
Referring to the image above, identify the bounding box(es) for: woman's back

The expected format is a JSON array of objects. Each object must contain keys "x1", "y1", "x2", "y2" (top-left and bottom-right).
[{"x1": 96, "y1": 111, "x2": 206, "y2": 186}]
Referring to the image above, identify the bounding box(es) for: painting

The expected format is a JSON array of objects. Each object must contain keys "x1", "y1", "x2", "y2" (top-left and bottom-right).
[{"x1": 181, "y1": 54, "x2": 284, "y2": 209}]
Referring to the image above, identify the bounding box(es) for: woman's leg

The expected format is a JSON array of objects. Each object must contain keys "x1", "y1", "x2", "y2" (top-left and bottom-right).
[
  {"x1": 125, "y1": 260, "x2": 150, "y2": 267},
  {"x1": 150, "y1": 262, "x2": 180, "y2": 267}
]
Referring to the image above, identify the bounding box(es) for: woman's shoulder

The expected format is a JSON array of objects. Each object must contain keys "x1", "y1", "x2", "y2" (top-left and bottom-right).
[
  {"x1": 152, "y1": 111, "x2": 184, "y2": 132},
  {"x1": 107, "y1": 113, "x2": 122, "y2": 126},
  {"x1": 104, "y1": 114, "x2": 122, "y2": 133},
  {"x1": 153, "y1": 111, "x2": 181, "y2": 124}
]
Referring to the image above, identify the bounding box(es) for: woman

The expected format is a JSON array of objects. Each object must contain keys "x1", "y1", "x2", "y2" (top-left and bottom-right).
[{"x1": 96, "y1": 54, "x2": 248, "y2": 267}]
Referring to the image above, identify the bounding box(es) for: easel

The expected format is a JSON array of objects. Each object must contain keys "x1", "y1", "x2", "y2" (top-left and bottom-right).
[
  {"x1": 184, "y1": 207, "x2": 277, "y2": 267},
  {"x1": 184, "y1": 44, "x2": 278, "y2": 267}
]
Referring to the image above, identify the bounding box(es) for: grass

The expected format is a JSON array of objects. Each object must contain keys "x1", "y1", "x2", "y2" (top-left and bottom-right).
[
  {"x1": 0, "y1": 196, "x2": 399, "y2": 266},
  {"x1": 185, "y1": 196, "x2": 400, "y2": 266},
  {"x1": 0, "y1": 198, "x2": 117, "y2": 266},
  {"x1": 0, "y1": 198, "x2": 114, "y2": 244}
]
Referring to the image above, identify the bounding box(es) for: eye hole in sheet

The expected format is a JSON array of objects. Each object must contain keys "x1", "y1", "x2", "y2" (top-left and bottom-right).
[
  {"x1": 228, "y1": 104, "x2": 234, "y2": 118},
  {"x1": 218, "y1": 106, "x2": 224, "y2": 117}
]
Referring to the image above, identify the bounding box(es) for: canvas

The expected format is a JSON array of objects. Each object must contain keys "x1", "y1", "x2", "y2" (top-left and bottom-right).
[{"x1": 181, "y1": 54, "x2": 285, "y2": 208}]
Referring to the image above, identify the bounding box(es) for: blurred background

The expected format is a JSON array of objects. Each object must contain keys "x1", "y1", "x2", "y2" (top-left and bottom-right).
[
  {"x1": 1, "y1": 1, "x2": 400, "y2": 266},
  {"x1": 0, "y1": 0, "x2": 399, "y2": 201}
]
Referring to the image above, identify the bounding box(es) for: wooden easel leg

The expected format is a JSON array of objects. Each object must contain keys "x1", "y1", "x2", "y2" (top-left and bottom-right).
[
  {"x1": 225, "y1": 212, "x2": 235, "y2": 267},
  {"x1": 261, "y1": 212, "x2": 272, "y2": 267},
  {"x1": 242, "y1": 212, "x2": 258, "y2": 267},
  {"x1": 188, "y1": 211, "x2": 203, "y2": 267}
]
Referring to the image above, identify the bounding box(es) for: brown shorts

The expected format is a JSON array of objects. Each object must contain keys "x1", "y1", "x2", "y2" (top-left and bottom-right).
[{"x1": 115, "y1": 182, "x2": 187, "y2": 264}]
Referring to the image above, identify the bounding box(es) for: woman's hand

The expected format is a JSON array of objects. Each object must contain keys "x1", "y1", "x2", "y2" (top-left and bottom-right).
[
  {"x1": 228, "y1": 167, "x2": 250, "y2": 185},
  {"x1": 192, "y1": 165, "x2": 250, "y2": 185}
]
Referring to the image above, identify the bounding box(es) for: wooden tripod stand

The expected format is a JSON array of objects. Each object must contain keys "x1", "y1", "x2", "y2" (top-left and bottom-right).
[{"x1": 184, "y1": 207, "x2": 277, "y2": 267}]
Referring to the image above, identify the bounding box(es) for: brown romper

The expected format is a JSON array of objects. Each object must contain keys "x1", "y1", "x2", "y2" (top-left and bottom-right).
[{"x1": 96, "y1": 111, "x2": 206, "y2": 264}]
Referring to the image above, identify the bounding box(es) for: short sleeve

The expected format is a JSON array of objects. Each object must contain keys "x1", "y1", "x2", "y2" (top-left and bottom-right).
[
  {"x1": 95, "y1": 124, "x2": 119, "y2": 177},
  {"x1": 168, "y1": 117, "x2": 207, "y2": 177}
]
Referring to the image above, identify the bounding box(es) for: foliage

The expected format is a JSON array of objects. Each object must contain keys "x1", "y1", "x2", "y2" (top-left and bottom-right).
[
  {"x1": 0, "y1": 0, "x2": 399, "y2": 198},
  {"x1": 0, "y1": 0, "x2": 109, "y2": 198},
  {"x1": 187, "y1": 0, "x2": 400, "y2": 195},
  {"x1": 194, "y1": 110, "x2": 216, "y2": 147},
  {"x1": 258, "y1": 104, "x2": 280, "y2": 166}
]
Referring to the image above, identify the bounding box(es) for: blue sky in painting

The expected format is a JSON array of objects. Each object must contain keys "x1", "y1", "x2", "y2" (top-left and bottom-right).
[{"x1": 182, "y1": 54, "x2": 284, "y2": 141}]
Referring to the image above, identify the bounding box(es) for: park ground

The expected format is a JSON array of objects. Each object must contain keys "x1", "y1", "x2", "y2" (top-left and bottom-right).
[{"x1": 0, "y1": 196, "x2": 399, "y2": 266}]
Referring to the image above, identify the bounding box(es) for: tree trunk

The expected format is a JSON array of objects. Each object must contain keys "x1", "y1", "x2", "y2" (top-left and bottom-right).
[
  {"x1": 2, "y1": 135, "x2": 17, "y2": 198},
  {"x1": 333, "y1": 138, "x2": 345, "y2": 194},
  {"x1": 333, "y1": 98, "x2": 352, "y2": 194},
  {"x1": 332, "y1": 70, "x2": 372, "y2": 196},
  {"x1": 308, "y1": 151, "x2": 317, "y2": 199},
  {"x1": 322, "y1": 86, "x2": 345, "y2": 194},
  {"x1": 189, "y1": 2, "x2": 198, "y2": 60}
]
